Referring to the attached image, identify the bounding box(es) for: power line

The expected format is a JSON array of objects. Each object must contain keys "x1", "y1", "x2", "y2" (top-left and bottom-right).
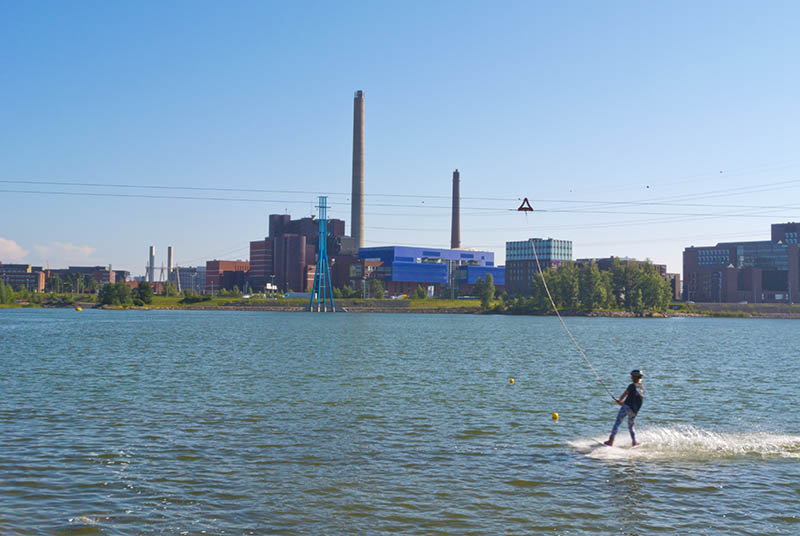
[{"x1": 0, "y1": 179, "x2": 515, "y2": 202}]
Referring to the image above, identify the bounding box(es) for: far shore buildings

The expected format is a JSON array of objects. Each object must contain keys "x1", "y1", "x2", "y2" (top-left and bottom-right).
[
  {"x1": 0, "y1": 263, "x2": 125, "y2": 293},
  {"x1": 356, "y1": 246, "x2": 504, "y2": 297},
  {"x1": 0, "y1": 264, "x2": 46, "y2": 292},
  {"x1": 505, "y1": 238, "x2": 679, "y2": 299},
  {"x1": 683, "y1": 222, "x2": 800, "y2": 303}
]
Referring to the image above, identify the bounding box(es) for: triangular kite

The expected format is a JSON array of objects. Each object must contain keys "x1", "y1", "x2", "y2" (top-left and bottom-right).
[{"x1": 517, "y1": 197, "x2": 533, "y2": 212}]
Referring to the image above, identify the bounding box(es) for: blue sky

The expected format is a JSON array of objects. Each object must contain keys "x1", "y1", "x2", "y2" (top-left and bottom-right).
[{"x1": 2, "y1": 1, "x2": 799, "y2": 276}]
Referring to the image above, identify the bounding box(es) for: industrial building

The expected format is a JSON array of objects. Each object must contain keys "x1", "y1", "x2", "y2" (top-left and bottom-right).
[
  {"x1": 0, "y1": 264, "x2": 46, "y2": 292},
  {"x1": 0, "y1": 263, "x2": 125, "y2": 293},
  {"x1": 59, "y1": 266, "x2": 116, "y2": 285},
  {"x1": 357, "y1": 246, "x2": 504, "y2": 297},
  {"x1": 506, "y1": 238, "x2": 572, "y2": 296},
  {"x1": 247, "y1": 213, "x2": 354, "y2": 293},
  {"x1": 683, "y1": 222, "x2": 800, "y2": 303},
  {"x1": 205, "y1": 260, "x2": 250, "y2": 294},
  {"x1": 171, "y1": 266, "x2": 205, "y2": 294}
]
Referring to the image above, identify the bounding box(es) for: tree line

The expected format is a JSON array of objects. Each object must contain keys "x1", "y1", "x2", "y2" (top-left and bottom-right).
[
  {"x1": 506, "y1": 259, "x2": 673, "y2": 314},
  {"x1": 97, "y1": 281, "x2": 154, "y2": 306}
]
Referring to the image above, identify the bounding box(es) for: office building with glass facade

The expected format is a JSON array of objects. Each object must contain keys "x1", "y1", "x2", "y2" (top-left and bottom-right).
[{"x1": 505, "y1": 238, "x2": 572, "y2": 296}]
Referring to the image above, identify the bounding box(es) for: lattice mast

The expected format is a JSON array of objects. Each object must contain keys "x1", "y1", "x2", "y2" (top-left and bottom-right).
[{"x1": 308, "y1": 196, "x2": 336, "y2": 312}]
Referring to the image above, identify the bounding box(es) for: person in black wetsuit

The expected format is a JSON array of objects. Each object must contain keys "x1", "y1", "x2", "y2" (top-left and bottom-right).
[{"x1": 604, "y1": 369, "x2": 644, "y2": 446}]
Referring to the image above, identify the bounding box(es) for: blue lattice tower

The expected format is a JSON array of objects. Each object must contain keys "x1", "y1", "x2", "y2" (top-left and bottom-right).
[{"x1": 308, "y1": 196, "x2": 336, "y2": 312}]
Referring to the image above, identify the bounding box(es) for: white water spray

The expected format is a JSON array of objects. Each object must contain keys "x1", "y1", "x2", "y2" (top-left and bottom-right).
[{"x1": 570, "y1": 425, "x2": 800, "y2": 461}]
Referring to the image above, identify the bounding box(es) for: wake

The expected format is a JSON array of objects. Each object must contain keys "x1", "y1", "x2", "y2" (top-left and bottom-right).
[{"x1": 569, "y1": 425, "x2": 800, "y2": 461}]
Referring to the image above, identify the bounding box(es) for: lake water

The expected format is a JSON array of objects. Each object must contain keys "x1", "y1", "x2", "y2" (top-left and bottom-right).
[{"x1": 1, "y1": 308, "x2": 799, "y2": 534}]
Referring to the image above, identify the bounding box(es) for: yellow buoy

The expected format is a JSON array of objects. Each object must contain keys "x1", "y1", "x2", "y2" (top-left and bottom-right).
[
  {"x1": 509, "y1": 378, "x2": 514, "y2": 384},
  {"x1": 551, "y1": 412, "x2": 559, "y2": 420},
  {"x1": 76, "y1": 307, "x2": 82, "y2": 312}
]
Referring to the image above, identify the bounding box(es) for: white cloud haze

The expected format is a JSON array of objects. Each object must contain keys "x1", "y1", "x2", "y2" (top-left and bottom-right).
[
  {"x1": 33, "y1": 242, "x2": 97, "y2": 266},
  {"x1": 0, "y1": 237, "x2": 29, "y2": 263}
]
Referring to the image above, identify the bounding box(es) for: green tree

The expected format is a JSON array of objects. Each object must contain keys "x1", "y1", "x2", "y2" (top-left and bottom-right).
[
  {"x1": 98, "y1": 283, "x2": 114, "y2": 305},
  {"x1": 0, "y1": 279, "x2": 15, "y2": 304},
  {"x1": 15, "y1": 285, "x2": 31, "y2": 302},
  {"x1": 86, "y1": 278, "x2": 100, "y2": 293},
  {"x1": 135, "y1": 280, "x2": 154, "y2": 304},
  {"x1": 163, "y1": 281, "x2": 178, "y2": 297},
  {"x1": 478, "y1": 274, "x2": 495, "y2": 309},
  {"x1": 555, "y1": 262, "x2": 579, "y2": 310},
  {"x1": 579, "y1": 261, "x2": 606, "y2": 312},
  {"x1": 472, "y1": 277, "x2": 484, "y2": 298},
  {"x1": 631, "y1": 288, "x2": 644, "y2": 314},
  {"x1": 368, "y1": 279, "x2": 384, "y2": 299},
  {"x1": 609, "y1": 258, "x2": 628, "y2": 308},
  {"x1": 99, "y1": 281, "x2": 134, "y2": 306},
  {"x1": 529, "y1": 270, "x2": 551, "y2": 312},
  {"x1": 46, "y1": 274, "x2": 63, "y2": 293},
  {"x1": 98, "y1": 282, "x2": 125, "y2": 305},
  {"x1": 637, "y1": 266, "x2": 672, "y2": 311},
  {"x1": 116, "y1": 282, "x2": 133, "y2": 305},
  {"x1": 414, "y1": 284, "x2": 428, "y2": 300}
]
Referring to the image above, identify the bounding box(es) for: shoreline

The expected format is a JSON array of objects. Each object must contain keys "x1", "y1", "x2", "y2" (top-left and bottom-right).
[{"x1": 14, "y1": 302, "x2": 800, "y2": 318}]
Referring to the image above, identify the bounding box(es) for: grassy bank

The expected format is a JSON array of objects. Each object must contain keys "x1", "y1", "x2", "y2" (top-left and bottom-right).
[{"x1": 9, "y1": 294, "x2": 800, "y2": 318}]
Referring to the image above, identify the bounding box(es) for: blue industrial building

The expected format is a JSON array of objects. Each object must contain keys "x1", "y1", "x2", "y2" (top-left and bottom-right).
[{"x1": 358, "y1": 246, "x2": 504, "y2": 297}]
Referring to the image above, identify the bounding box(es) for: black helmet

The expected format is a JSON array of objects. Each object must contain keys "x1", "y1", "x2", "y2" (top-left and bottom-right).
[{"x1": 630, "y1": 369, "x2": 643, "y2": 378}]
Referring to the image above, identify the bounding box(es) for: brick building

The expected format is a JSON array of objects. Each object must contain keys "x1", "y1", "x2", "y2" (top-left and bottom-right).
[
  {"x1": 248, "y1": 239, "x2": 274, "y2": 290},
  {"x1": 247, "y1": 213, "x2": 353, "y2": 293},
  {"x1": 205, "y1": 260, "x2": 250, "y2": 293},
  {"x1": 0, "y1": 264, "x2": 46, "y2": 292},
  {"x1": 683, "y1": 222, "x2": 800, "y2": 303},
  {"x1": 50, "y1": 266, "x2": 116, "y2": 286}
]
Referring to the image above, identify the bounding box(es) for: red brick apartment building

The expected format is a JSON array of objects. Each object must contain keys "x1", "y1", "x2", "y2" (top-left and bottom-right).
[{"x1": 205, "y1": 260, "x2": 250, "y2": 294}]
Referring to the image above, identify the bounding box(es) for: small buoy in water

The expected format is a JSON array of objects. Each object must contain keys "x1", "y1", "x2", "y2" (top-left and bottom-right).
[
  {"x1": 509, "y1": 378, "x2": 514, "y2": 384},
  {"x1": 76, "y1": 307, "x2": 82, "y2": 312},
  {"x1": 551, "y1": 412, "x2": 559, "y2": 420}
]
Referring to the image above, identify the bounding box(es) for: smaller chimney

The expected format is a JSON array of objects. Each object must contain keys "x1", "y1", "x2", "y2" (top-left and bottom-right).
[
  {"x1": 451, "y1": 169, "x2": 460, "y2": 249},
  {"x1": 167, "y1": 246, "x2": 174, "y2": 273},
  {"x1": 148, "y1": 246, "x2": 155, "y2": 283}
]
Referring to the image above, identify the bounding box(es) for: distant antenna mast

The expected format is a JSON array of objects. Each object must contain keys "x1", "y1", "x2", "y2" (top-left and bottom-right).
[{"x1": 308, "y1": 195, "x2": 336, "y2": 312}]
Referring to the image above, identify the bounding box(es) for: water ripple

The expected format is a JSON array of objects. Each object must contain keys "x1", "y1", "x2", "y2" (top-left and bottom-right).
[{"x1": 2, "y1": 310, "x2": 800, "y2": 534}]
